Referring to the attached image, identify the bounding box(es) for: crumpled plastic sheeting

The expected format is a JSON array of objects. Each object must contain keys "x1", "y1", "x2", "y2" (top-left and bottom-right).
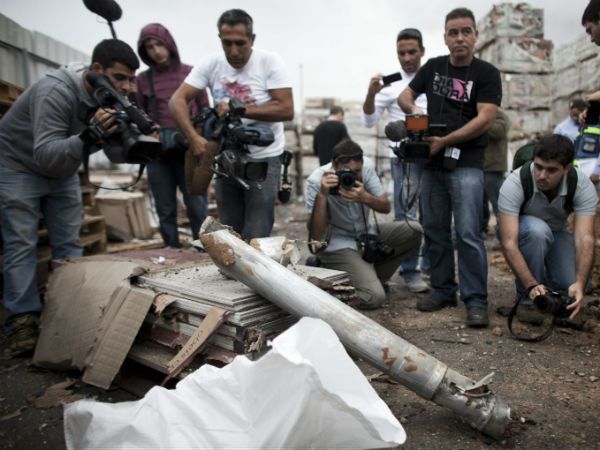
[{"x1": 64, "y1": 317, "x2": 406, "y2": 449}]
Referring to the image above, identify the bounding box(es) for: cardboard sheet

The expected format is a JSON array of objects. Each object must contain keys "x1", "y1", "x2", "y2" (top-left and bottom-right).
[{"x1": 33, "y1": 261, "x2": 151, "y2": 389}]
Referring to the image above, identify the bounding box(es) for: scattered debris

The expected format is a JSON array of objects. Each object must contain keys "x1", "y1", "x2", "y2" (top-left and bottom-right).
[
  {"x1": 492, "y1": 326, "x2": 504, "y2": 337},
  {"x1": 0, "y1": 406, "x2": 26, "y2": 422},
  {"x1": 28, "y1": 379, "x2": 82, "y2": 409}
]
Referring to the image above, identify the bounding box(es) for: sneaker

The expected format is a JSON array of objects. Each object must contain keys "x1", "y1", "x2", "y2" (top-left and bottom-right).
[
  {"x1": 406, "y1": 277, "x2": 429, "y2": 293},
  {"x1": 466, "y1": 307, "x2": 489, "y2": 328},
  {"x1": 6, "y1": 314, "x2": 39, "y2": 357},
  {"x1": 416, "y1": 295, "x2": 457, "y2": 312},
  {"x1": 516, "y1": 304, "x2": 545, "y2": 326}
]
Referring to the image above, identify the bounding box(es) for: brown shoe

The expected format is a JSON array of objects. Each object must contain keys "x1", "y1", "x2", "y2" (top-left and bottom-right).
[{"x1": 6, "y1": 314, "x2": 39, "y2": 357}]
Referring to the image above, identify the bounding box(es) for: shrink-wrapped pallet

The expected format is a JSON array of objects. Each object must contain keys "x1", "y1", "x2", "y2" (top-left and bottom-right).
[{"x1": 477, "y1": 2, "x2": 544, "y2": 48}]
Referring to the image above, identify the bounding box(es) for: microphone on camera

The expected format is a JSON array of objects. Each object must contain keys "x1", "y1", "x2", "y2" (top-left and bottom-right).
[
  {"x1": 384, "y1": 120, "x2": 407, "y2": 142},
  {"x1": 83, "y1": 0, "x2": 122, "y2": 22}
]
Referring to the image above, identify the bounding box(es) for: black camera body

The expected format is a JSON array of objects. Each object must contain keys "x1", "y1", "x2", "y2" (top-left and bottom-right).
[
  {"x1": 386, "y1": 115, "x2": 446, "y2": 163},
  {"x1": 359, "y1": 233, "x2": 395, "y2": 263},
  {"x1": 85, "y1": 72, "x2": 163, "y2": 164},
  {"x1": 534, "y1": 291, "x2": 576, "y2": 318},
  {"x1": 329, "y1": 168, "x2": 358, "y2": 195}
]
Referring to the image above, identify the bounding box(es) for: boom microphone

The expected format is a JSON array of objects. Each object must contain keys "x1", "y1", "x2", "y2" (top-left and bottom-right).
[
  {"x1": 83, "y1": 0, "x2": 122, "y2": 22},
  {"x1": 384, "y1": 120, "x2": 407, "y2": 142}
]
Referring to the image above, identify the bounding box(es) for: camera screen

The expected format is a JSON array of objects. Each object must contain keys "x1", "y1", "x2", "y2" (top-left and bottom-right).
[{"x1": 405, "y1": 114, "x2": 429, "y2": 132}]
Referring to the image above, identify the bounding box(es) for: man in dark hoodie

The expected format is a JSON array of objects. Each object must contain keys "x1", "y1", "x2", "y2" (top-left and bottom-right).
[
  {"x1": 0, "y1": 39, "x2": 139, "y2": 357},
  {"x1": 136, "y1": 24, "x2": 210, "y2": 248}
]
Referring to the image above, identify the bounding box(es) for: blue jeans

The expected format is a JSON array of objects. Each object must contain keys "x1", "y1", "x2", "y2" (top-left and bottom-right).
[
  {"x1": 516, "y1": 215, "x2": 576, "y2": 298},
  {"x1": 390, "y1": 157, "x2": 425, "y2": 281},
  {"x1": 147, "y1": 158, "x2": 208, "y2": 247},
  {"x1": 214, "y1": 156, "x2": 281, "y2": 240},
  {"x1": 420, "y1": 168, "x2": 488, "y2": 308},
  {"x1": 0, "y1": 165, "x2": 82, "y2": 326}
]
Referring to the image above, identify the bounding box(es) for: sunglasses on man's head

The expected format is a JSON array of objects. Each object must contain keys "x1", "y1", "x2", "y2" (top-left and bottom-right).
[{"x1": 334, "y1": 155, "x2": 363, "y2": 164}]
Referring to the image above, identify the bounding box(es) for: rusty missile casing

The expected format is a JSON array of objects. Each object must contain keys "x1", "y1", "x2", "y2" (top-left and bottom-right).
[{"x1": 199, "y1": 221, "x2": 511, "y2": 439}]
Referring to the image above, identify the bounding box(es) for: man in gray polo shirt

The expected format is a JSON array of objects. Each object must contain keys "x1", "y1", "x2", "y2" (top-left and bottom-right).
[
  {"x1": 498, "y1": 134, "x2": 597, "y2": 319},
  {"x1": 305, "y1": 139, "x2": 422, "y2": 309}
]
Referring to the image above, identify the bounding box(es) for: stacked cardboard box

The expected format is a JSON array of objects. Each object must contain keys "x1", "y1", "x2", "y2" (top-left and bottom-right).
[
  {"x1": 95, "y1": 191, "x2": 154, "y2": 240},
  {"x1": 131, "y1": 262, "x2": 355, "y2": 373},
  {"x1": 476, "y1": 3, "x2": 553, "y2": 139}
]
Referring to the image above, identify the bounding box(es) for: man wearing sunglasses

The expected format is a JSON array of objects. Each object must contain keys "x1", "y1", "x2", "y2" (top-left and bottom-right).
[
  {"x1": 398, "y1": 8, "x2": 502, "y2": 327},
  {"x1": 305, "y1": 140, "x2": 422, "y2": 310},
  {"x1": 362, "y1": 28, "x2": 429, "y2": 294},
  {"x1": 0, "y1": 39, "x2": 140, "y2": 356}
]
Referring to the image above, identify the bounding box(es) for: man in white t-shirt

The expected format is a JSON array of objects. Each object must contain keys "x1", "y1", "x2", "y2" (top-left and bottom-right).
[
  {"x1": 169, "y1": 9, "x2": 294, "y2": 239},
  {"x1": 361, "y1": 28, "x2": 428, "y2": 293}
]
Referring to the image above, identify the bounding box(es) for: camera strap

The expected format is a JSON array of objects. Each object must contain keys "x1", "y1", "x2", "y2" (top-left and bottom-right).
[
  {"x1": 307, "y1": 192, "x2": 332, "y2": 255},
  {"x1": 396, "y1": 160, "x2": 420, "y2": 212},
  {"x1": 507, "y1": 294, "x2": 556, "y2": 342},
  {"x1": 81, "y1": 142, "x2": 146, "y2": 191}
]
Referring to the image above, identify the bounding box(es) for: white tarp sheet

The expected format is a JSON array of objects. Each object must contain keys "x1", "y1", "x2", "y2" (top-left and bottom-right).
[{"x1": 64, "y1": 317, "x2": 406, "y2": 449}]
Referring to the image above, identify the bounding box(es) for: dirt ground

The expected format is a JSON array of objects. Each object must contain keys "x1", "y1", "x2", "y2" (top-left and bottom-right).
[{"x1": 1, "y1": 198, "x2": 600, "y2": 449}]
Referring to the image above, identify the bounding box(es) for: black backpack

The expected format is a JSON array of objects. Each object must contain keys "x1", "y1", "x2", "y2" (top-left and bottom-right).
[{"x1": 518, "y1": 160, "x2": 578, "y2": 214}]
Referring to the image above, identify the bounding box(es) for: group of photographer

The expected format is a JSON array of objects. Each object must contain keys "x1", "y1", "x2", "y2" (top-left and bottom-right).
[
  {"x1": 4, "y1": 3, "x2": 600, "y2": 355},
  {"x1": 0, "y1": 8, "x2": 293, "y2": 356},
  {"x1": 306, "y1": 5, "x2": 600, "y2": 330},
  {"x1": 307, "y1": 8, "x2": 501, "y2": 327}
]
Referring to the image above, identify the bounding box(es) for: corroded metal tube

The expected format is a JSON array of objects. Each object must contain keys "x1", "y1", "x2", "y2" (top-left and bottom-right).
[{"x1": 200, "y1": 226, "x2": 511, "y2": 439}]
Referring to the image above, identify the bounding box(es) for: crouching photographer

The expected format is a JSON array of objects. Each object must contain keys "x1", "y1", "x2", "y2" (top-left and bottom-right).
[
  {"x1": 498, "y1": 134, "x2": 597, "y2": 329},
  {"x1": 305, "y1": 140, "x2": 422, "y2": 309},
  {"x1": 0, "y1": 39, "x2": 142, "y2": 356}
]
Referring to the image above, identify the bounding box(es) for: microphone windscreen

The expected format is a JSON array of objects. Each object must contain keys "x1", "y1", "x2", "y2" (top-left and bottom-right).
[
  {"x1": 83, "y1": 0, "x2": 122, "y2": 22},
  {"x1": 384, "y1": 120, "x2": 407, "y2": 142}
]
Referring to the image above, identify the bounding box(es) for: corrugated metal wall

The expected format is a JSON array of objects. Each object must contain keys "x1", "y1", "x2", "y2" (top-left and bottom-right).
[{"x1": 0, "y1": 13, "x2": 90, "y2": 89}]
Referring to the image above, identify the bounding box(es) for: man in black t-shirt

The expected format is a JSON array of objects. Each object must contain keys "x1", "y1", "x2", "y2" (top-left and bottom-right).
[
  {"x1": 398, "y1": 7, "x2": 502, "y2": 328},
  {"x1": 313, "y1": 106, "x2": 350, "y2": 166}
]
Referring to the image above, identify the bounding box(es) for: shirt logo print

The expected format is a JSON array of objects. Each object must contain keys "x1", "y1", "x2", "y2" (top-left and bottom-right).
[{"x1": 432, "y1": 72, "x2": 473, "y2": 103}]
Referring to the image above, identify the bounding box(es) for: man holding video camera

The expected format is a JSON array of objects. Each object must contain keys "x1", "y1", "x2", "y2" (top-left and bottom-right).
[
  {"x1": 0, "y1": 39, "x2": 139, "y2": 356},
  {"x1": 498, "y1": 134, "x2": 597, "y2": 321},
  {"x1": 305, "y1": 140, "x2": 422, "y2": 310},
  {"x1": 169, "y1": 8, "x2": 293, "y2": 240},
  {"x1": 361, "y1": 28, "x2": 429, "y2": 294},
  {"x1": 398, "y1": 8, "x2": 502, "y2": 327}
]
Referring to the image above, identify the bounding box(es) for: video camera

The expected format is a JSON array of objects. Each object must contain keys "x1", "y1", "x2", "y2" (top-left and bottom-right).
[
  {"x1": 385, "y1": 114, "x2": 446, "y2": 163},
  {"x1": 329, "y1": 167, "x2": 358, "y2": 195},
  {"x1": 82, "y1": 70, "x2": 163, "y2": 165},
  {"x1": 200, "y1": 98, "x2": 275, "y2": 190}
]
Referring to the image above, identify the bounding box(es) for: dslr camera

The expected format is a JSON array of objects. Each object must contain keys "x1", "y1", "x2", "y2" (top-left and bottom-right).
[
  {"x1": 82, "y1": 72, "x2": 163, "y2": 164},
  {"x1": 534, "y1": 290, "x2": 576, "y2": 318},
  {"x1": 329, "y1": 167, "x2": 358, "y2": 195},
  {"x1": 385, "y1": 114, "x2": 446, "y2": 163},
  {"x1": 359, "y1": 233, "x2": 395, "y2": 263}
]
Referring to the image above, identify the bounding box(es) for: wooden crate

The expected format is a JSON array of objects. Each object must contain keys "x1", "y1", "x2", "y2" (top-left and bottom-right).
[{"x1": 80, "y1": 215, "x2": 107, "y2": 255}]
